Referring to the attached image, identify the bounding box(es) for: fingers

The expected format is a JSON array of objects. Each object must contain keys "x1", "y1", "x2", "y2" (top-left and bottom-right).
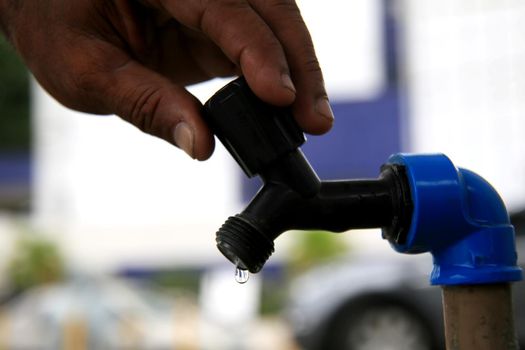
[
  {"x1": 152, "y1": 0, "x2": 333, "y2": 134},
  {"x1": 154, "y1": 24, "x2": 239, "y2": 84},
  {"x1": 177, "y1": 26, "x2": 240, "y2": 80},
  {"x1": 249, "y1": 0, "x2": 333, "y2": 135},
  {"x1": 92, "y1": 59, "x2": 215, "y2": 160},
  {"x1": 152, "y1": 0, "x2": 296, "y2": 106}
]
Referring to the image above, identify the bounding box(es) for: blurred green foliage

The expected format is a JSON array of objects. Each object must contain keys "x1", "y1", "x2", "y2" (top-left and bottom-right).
[
  {"x1": 260, "y1": 278, "x2": 288, "y2": 315},
  {"x1": 0, "y1": 36, "x2": 30, "y2": 152},
  {"x1": 7, "y1": 235, "x2": 65, "y2": 292},
  {"x1": 258, "y1": 231, "x2": 350, "y2": 315},
  {"x1": 287, "y1": 230, "x2": 349, "y2": 275}
]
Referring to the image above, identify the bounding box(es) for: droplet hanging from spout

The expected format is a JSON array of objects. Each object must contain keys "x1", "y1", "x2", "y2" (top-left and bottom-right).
[{"x1": 235, "y1": 266, "x2": 249, "y2": 284}]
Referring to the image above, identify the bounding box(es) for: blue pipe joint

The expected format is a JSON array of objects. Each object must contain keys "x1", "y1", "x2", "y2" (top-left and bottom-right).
[{"x1": 386, "y1": 153, "x2": 522, "y2": 286}]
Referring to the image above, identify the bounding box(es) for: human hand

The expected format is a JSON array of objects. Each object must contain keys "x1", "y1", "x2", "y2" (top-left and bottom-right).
[{"x1": 0, "y1": 0, "x2": 333, "y2": 160}]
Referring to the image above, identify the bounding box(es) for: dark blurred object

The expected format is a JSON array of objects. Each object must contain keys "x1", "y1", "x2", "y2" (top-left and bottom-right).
[
  {"x1": 286, "y1": 211, "x2": 525, "y2": 350},
  {"x1": 0, "y1": 37, "x2": 31, "y2": 212},
  {"x1": 0, "y1": 37, "x2": 30, "y2": 152}
]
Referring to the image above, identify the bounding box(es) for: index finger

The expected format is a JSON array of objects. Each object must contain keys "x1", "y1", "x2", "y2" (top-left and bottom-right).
[
  {"x1": 153, "y1": 0, "x2": 297, "y2": 106},
  {"x1": 249, "y1": 0, "x2": 334, "y2": 135}
]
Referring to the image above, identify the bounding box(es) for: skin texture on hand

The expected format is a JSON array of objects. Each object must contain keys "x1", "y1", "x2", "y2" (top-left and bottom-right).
[{"x1": 1, "y1": 0, "x2": 333, "y2": 160}]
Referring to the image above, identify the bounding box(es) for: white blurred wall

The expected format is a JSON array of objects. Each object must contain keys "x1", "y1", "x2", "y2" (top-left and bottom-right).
[
  {"x1": 298, "y1": 0, "x2": 384, "y2": 100},
  {"x1": 401, "y1": 0, "x2": 525, "y2": 210}
]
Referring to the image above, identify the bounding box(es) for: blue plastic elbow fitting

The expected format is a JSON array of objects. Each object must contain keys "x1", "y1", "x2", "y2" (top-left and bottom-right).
[{"x1": 387, "y1": 153, "x2": 523, "y2": 286}]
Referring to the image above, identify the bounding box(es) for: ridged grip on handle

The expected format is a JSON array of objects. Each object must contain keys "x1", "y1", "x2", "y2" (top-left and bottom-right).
[{"x1": 203, "y1": 77, "x2": 305, "y2": 178}]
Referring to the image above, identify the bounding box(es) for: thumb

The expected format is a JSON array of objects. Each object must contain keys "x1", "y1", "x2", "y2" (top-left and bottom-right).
[{"x1": 101, "y1": 60, "x2": 214, "y2": 160}]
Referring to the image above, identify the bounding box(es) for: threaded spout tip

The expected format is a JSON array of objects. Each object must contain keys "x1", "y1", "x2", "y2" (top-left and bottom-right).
[{"x1": 216, "y1": 215, "x2": 275, "y2": 273}]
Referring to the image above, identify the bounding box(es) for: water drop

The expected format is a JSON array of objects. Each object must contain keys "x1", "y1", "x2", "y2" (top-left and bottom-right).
[{"x1": 235, "y1": 267, "x2": 249, "y2": 284}]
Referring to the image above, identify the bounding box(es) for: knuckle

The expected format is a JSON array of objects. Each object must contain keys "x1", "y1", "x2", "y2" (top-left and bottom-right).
[
  {"x1": 73, "y1": 69, "x2": 104, "y2": 95},
  {"x1": 267, "y1": 0, "x2": 300, "y2": 14},
  {"x1": 252, "y1": 0, "x2": 302, "y2": 21},
  {"x1": 302, "y1": 56, "x2": 322, "y2": 74},
  {"x1": 58, "y1": 68, "x2": 107, "y2": 113},
  {"x1": 119, "y1": 85, "x2": 164, "y2": 133}
]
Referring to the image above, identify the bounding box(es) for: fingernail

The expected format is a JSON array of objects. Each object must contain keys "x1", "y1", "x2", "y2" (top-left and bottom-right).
[
  {"x1": 315, "y1": 97, "x2": 334, "y2": 121},
  {"x1": 281, "y1": 73, "x2": 296, "y2": 94},
  {"x1": 173, "y1": 123, "x2": 195, "y2": 159}
]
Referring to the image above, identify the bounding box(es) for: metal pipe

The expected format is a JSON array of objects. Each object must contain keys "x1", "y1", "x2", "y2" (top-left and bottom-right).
[{"x1": 442, "y1": 284, "x2": 518, "y2": 350}]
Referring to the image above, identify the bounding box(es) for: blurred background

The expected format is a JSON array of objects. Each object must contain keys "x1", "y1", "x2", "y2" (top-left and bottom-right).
[{"x1": 1, "y1": 0, "x2": 525, "y2": 349}]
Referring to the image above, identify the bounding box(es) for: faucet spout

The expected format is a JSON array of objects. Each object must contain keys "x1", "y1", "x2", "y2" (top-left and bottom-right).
[{"x1": 216, "y1": 163, "x2": 412, "y2": 273}]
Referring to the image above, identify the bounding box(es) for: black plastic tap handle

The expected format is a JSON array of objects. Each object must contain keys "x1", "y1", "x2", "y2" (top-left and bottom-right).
[
  {"x1": 203, "y1": 77, "x2": 413, "y2": 273},
  {"x1": 203, "y1": 77, "x2": 305, "y2": 178}
]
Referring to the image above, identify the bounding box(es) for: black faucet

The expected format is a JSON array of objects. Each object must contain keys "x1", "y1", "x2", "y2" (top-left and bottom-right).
[{"x1": 203, "y1": 77, "x2": 412, "y2": 273}]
